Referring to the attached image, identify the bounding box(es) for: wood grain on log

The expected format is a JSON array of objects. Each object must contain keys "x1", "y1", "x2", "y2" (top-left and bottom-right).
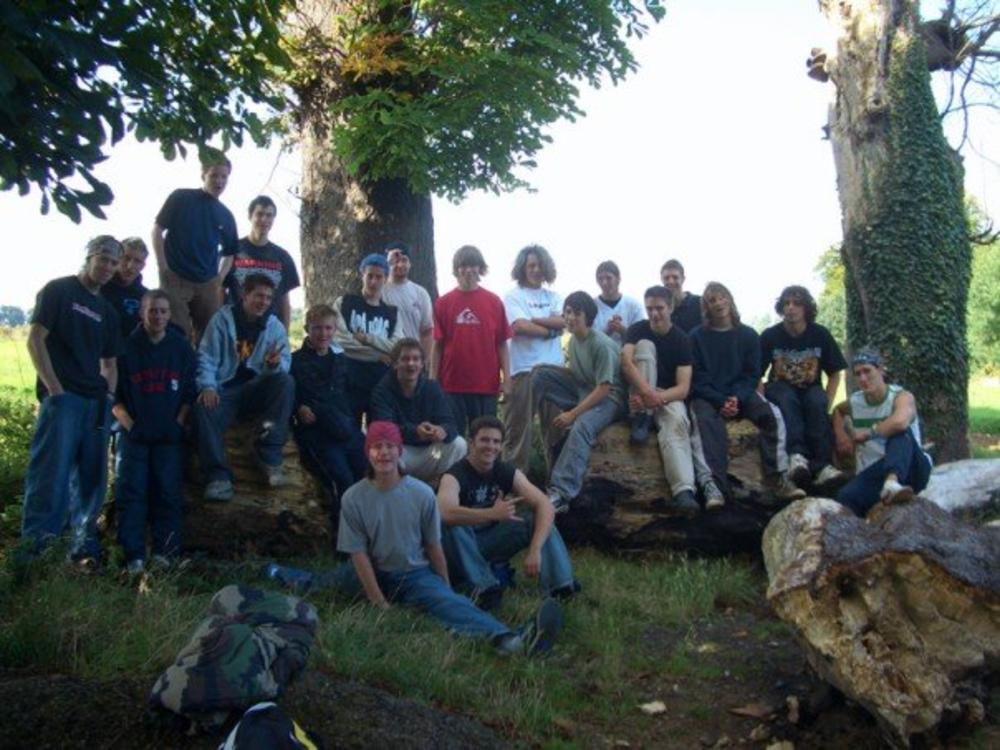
[{"x1": 763, "y1": 497, "x2": 1000, "y2": 746}]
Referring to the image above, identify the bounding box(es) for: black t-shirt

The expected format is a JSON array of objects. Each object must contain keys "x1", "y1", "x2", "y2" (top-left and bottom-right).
[
  {"x1": 624, "y1": 321, "x2": 693, "y2": 390},
  {"x1": 155, "y1": 188, "x2": 238, "y2": 283},
  {"x1": 101, "y1": 275, "x2": 148, "y2": 339},
  {"x1": 446, "y1": 458, "x2": 517, "y2": 518},
  {"x1": 671, "y1": 293, "x2": 702, "y2": 334},
  {"x1": 31, "y1": 276, "x2": 121, "y2": 400},
  {"x1": 760, "y1": 322, "x2": 847, "y2": 389},
  {"x1": 340, "y1": 294, "x2": 399, "y2": 339},
  {"x1": 223, "y1": 238, "x2": 300, "y2": 318}
]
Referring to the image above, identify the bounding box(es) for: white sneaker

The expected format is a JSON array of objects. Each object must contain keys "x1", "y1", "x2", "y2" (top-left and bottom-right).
[
  {"x1": 703, "y1": 480, "x2": 726, "y2": 511},
  {"x1": 773, "y1": 475, "x2": 807, "y2": 501},
  {"x1": 262, "y1": 463, "x2": 289, "y2": 488},
  {"x1": 814, "y1": 464, "x2": 845, "y2": 487},
  {"x1": 787, "y1": 453, "x2": 811, "y2": 486},
  {"x1": 880, "y1": 478, "x2": 915, "y2": 505},
  {"x1": 126, "y1": 558, "x2": 145, "y2": 576}
]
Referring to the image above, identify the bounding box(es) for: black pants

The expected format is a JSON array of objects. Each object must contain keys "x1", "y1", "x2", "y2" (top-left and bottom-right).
[
  {"x1": 447, "y1": 392, "x2": 498, "y2": 437},
  {"x1": 764, "y1": 382, "x2": 832, "y2": 473},
  {"x1": 345, "y1": 359, "x2": 390, "y2": 427},
  {"x1": 691, "y1": 393, "x2": 786, "y2": 493}
]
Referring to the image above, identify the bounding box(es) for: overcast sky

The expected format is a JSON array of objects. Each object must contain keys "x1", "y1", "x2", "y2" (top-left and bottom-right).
[{"x1": 1, "y1": 0, "x2": 996, "y2": 323}]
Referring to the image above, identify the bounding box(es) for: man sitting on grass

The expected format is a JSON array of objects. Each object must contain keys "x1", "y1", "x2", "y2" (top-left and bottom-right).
[
  {"x1": 438, "y1": 416, "x2": 579, "y2": 608},
  {"x1": 831, "y1": 349, "x2": 932, "y2": 516},
  {"x1": 194, "y1": 273, "x2": 294, "y2": 501},
  {"x1": 371, "y1": 338, "x2": 467, "y2": 484},
  {"x1": 266, "y1": 421, "x2": 563, "y2": 657}
]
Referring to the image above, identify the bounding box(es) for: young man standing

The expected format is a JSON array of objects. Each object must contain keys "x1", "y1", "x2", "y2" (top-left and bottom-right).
[
  {"x1": 660, "y1": 259, "x2": 702, "y2": 334},
  {"x1": 222, "y1": 195, "x2": 300, "y2": 330},
  {"x1": 371, "y1": 339, "x2": 467, "y2": 483},
  {"x1": 271, "y1": 421, "x2": 563, "y2": 656},
  {"x1": 438, "y1": 416, "x2": 578, "y2": 604},
  {"x1": 832, "y1": 350, "x2": 932, "y2": 516},
  {"x1": 381, "y1": 241, "x2": 434, "y2": 358},
  {"x1": 760, "y1": 286, "x2": 847, "y2": 490},
  {"x1": 194, "y1": 274, "x2": 295, "y2": 501},
  {"x1": 593, "y1": 260, "x2": 644, "y2": 345},
  {"x1": 431, "y1": 245, "x2": 511, "y2": 435},
  {"x1": 290, "y1": 304, "x2": 366, "y2": 502},
  {"x1": 620, "y1": 286, "x2": 724, "y2": 516},
  {"x1": 503, "y1": 245, "x2": 565, "y2": 469},
  {"x1": 101, "y1": 237, "x2": 150, "y2": 339},
  {"x1": 22, "y1": 236, "x2": 122, "y2": 564},
  {"x1": 113, "y1": 290, "x2": 196, "y2": 574},
  {"x1": 333, "y1": 253, "x2": 403, "y2": 426},
  {"x1": 690, "y1": 283, "x2": 804, "y2": 502},
  {"x1": 152, "y1": 156, "x2": 238, "y2": 341},
  {"x1": 531, "y1": 291, "x2": 627, "y2": 513}
]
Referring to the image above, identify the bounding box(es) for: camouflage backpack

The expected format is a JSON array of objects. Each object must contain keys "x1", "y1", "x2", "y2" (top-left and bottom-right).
[{"x1": 150, "y1": 584, "x2": 319, "y2": 729}]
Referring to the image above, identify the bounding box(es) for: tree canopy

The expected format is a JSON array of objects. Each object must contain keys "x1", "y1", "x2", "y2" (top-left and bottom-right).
[{"x1": 0, "y1": 0, "x2": 288, "y2": 221}]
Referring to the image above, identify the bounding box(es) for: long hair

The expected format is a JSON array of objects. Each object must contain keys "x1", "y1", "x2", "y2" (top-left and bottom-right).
[
  {"x1": 511, "y1": 244, "x2": 556, "y2": 286},
  {"x1": 774, "y1": 285, "x2": 818, "y2": 324},
  {"x1": 701, "y1": 281, "x2": 741, "y2": 325}
]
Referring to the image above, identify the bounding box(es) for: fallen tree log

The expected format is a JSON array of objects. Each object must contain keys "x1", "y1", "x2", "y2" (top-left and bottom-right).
[
  {"x1": 763, "y1": 496, "x2": 1000, "y2": 746},
  {"x1": 183, "y1": 423, "x2": 334, "y2": 557}
]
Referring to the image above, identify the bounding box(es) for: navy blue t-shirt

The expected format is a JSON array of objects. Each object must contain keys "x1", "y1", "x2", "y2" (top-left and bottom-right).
[
  {"x1": 671, "y1": 293, "x2": 702, "y2": 334},
  {"x1": 31, "y1": 276, "x2": 121, "y2": 400},
  {"x1": 223, "y1": 238, "x2": 300, "y2": 318},
  {"x1": 155, "y1": 188, "x2": 238, "y2": 283},
  {"x1": 101, "y1": 275, "x2": 148, "y2": 339}
]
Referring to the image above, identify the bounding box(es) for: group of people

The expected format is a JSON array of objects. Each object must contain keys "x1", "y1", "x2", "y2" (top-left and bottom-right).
[{"x1": 19, "y1": 157, "x2": 933, "y2": 656}]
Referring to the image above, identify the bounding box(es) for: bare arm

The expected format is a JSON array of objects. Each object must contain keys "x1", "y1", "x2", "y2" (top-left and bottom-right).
[
  {"x1": 425, "y1": 543, "x2": 450, "y2": 586},
  {"x1": 511, "y1": 469, "x2": 554, "y2": 556},
  {"x1": 112, "y1": 403, "x2": 133, "y2": 431},
  {"x1": 350, "y1": 552, "x2": 389, "y2": 609},
  {"x1": 533, "y1": 314, "x2": 565, "y2": 331},
  {"x1": 151, "y1": 223, "x2": 167, "y2": 272},
  {"x1": 218, "y1": 255, "x2": 234, "y2": 282},
  {"x1": 831, "y1": 400, "x2": 853, "y2": 458},
  {"x1": 659, "y1": 365, "x2": 691, "y2": 405},
  {"x1": 498, "y1": 340, "x2": 511, "y2": 397},
  {"x1": 100, "y1": 357, "x2": 117, "y2": 395},
  {"x1": 825, "y1": 370, "x2": 842, "y2": 409},
  {"x1": 26, "y1": 324, "x2": 63, "y2": 396},
  {"x1": 511, "y1": 319, "x2": 551, "y2": 338},
  {"x1": 429, "y1": 339, "x2": 443, "y2": 380},
  {"x1": 437, "y1": 474, "x2": 520, "y2": 526},
  {"x1": 419, "y1": 328, "x2": 434, "y2": 367},
  {"x1": 278, "y1": 294, "x2": 291, "y2": 331},
  {"x1": 874, "y1": 391, "x2": 916, "y2": 438}
]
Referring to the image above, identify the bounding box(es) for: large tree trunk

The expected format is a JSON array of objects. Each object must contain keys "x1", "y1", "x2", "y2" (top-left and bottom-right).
[{"x1": 817, "y1": 0, "x2": 971, "y2": 460}]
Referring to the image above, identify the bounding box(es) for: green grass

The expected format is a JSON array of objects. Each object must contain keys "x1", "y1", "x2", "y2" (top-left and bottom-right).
[
  {"x1": 0, "y1": 329, "x2": 34, "y2": 397},
  {"x1": 969, "y1": 376, "x2": 1000, "y2": 458}
]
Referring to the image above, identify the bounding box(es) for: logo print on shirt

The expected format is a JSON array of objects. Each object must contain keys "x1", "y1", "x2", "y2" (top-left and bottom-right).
[
  {"x1": 71, "y1": 302, "x2": 103, "y2": 323},
  {"x1": 350, "y1": 309, "x2": 390, "y2": 338},
  {"x1": 455, "y1": 308, "x2": 481, "y2": 325}
]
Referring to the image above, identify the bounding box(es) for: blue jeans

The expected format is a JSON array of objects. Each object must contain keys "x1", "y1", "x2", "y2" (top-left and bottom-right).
[
  {"x1": 294, "y1": 425, "x2": 366, "y2": 500},
  {"x1": 21, "y1": 392, "x2": 111, "y2": 559},
  {"x1": 441, "y1": 518, "x2": 575, "y2": 595},
  {"x1": 194, "y1": 372, "x2": 295, "y2": 482},
  {"x1": 765, "y1": 382, "x2": 833, "y2": 472},
  {"x1": 837, "y1": 430, "x2": 932, "y2": 516},
  {"x1": 532, "y1": 366, "x2": 625, "y2": 499},
  {"x1": 312, "y1": 563, "x2": 511, "y2": 639},
  {"x1": 116, "y1": 434, "x2": 184, "y2": 562}
]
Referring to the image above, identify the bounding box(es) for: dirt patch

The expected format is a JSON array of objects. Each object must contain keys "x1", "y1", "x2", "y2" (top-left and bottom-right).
[{"x1": 0, "y1": 669, "x2": 509, "y2": 750}]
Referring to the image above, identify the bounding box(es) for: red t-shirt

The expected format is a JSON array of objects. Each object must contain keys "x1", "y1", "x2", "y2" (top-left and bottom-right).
[{"x1": 434, "y1": 287, "x2": 511, "y2": 394}]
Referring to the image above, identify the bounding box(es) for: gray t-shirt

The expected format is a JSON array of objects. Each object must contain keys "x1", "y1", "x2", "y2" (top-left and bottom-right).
[{"x1": 337, "y1": 475, "x2": 441, "y2": 572}]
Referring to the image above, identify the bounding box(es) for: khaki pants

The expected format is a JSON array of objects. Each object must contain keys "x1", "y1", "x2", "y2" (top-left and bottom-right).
[
  {"x1": 401, "y1": 438, "x2": 468, "y2": 483},
  {"x1": 160, "y1": 267, "x2": 221, "y2": 343}
]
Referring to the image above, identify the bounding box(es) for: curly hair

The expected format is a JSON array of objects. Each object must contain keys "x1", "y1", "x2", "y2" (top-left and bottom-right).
[
  {"x1": 774, "y1": 285, "x2": 818, "y2": 324},
  {"x1": 511, "y1": 244, "x2": 556, "y2": 286}
]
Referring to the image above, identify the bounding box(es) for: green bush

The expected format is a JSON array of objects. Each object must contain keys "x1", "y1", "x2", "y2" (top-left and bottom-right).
[
  {"x1": 0, "y1": 388, "x2": 35, "y2": 532},
  {"x1": 968, "y1": 240, "x2": 1000, "y2": 374}
]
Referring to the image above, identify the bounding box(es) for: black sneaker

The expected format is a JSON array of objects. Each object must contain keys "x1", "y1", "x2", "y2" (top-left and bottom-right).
[
  {"x1": 629, "y1": 412, "x2": 653, "y2": 444},
  {"x1": 520, "y1": 597, "x2": 563, "y2": 656},
  {"x1": 472, "y1": 585, "x2": 505, "y2": 611},
  {"x1": 551, "y1": 579, "x2": 582, "y2": 601},
  {"x1": 670, "y1": 489, "x2": 700, "y2": 518}
]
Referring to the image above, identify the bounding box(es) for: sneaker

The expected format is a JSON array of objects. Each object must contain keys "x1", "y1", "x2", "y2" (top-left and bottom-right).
[
  {"x1": 670, "y1": 489, "x2": 700, "y2": 518},
  {"x1": 493, "y1": 632, "x2": 525, "y2": 657},
  {"x1": 880, "y1": 478, "x2": 915, "y2": 505},
  {"x1": 629, "y1": 412, "x2": 653, "y2": 445},
  {"x1": 771, "y1": 475, "x2": 808, "y2": 501},
  {"x1": 813, "y1": 464, "x2": 846, "y2": 490},
  {"x1": 71, "y1": 556, "x2": 101, "y2": 575},
  {"x1": 261, "y1": 462, "x2": 289, "y2": 488},
  {"x1": 520, "y1": 597, "x2": 563, "y2": 656},
  {"x1": 788, "y1": 453, "x2": 811, "y2": 486},
  {"x1": 262, "y1": 562, "x2": 315, "y2": 592},
  {"x1": 703, "y1": 480, "x2": 726, "y2": 511},
  {"x1": 551, "y1": 579, "x2": 582, "y2": 601},
  {"x1": 471, "y1": 585, "x2": 505, "y2": 611},
  {"x1": 547, "y1": 489, "x2": 571, "y2": 515},
  {"x1": 204, "y1": 479, "x2": 234, "y2": 502},
  {"x1": 126, "y1": 558, "x2": 146, "y2": 577}
]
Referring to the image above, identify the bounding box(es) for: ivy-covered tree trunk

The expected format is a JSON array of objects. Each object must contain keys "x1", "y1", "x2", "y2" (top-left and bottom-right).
[
  {"x1": 819, "y1": 0, "x2": 971, "y2": 461},
  {"x1": 299, "y1": 124, "x2": 437, "y2": 307}
]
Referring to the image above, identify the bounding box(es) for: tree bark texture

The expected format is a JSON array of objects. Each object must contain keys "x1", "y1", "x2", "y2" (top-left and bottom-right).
[
  {"x1": 818, "y1": 0, "x2": 971, "y2": 460},
  {"x1": 763, "y1": 496, "x2": 1000, "y2": 746}
]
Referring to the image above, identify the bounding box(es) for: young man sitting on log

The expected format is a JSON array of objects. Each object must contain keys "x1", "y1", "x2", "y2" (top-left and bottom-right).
[
  {"x1": 690, "y1": 282, "x2": 805, "y2": 503},
  {"x1": 831, "y1": 349, "x2": 932, "y2": 515},
  {"x1": 194, "y1": 273, "x2": 294, "y2": 502},
  {"x1": 266, "y1": 421, "x2": 564, "y2": 657},
  {"x1": 759, "y1": 285, "x2": 847, "y2": 492},
  {"x1": 620, "y1": 285, "x2": 724, "y2": 516},
  {"x1": 531, "y1": 291, "x2": 627, "y2": 513},
  {"x1": 370, "y1": 338, "x2": 467, "y2": 484},
  {"x1": 290, "y1": 304, "x2": 366, "y2": 503},
  {"x1": 437, "y1": 416, "x2": 579, "y2": 608}
]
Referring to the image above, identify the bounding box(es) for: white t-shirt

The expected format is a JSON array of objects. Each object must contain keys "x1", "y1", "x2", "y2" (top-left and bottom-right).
[
  {"x1": 504, "y1": 286, "x2": 564, "y2": 375},
  {"x1": 382, "y1": 279, "x2": 433, "y2": 342},
  {"x1": 592, "y1": 294, "x2": 645, "y2": 345}
]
